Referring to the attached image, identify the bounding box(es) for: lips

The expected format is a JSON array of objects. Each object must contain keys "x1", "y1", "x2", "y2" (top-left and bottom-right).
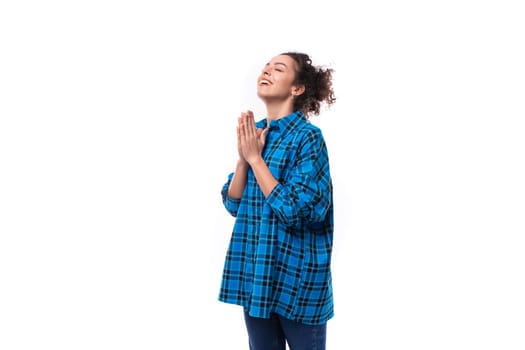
[{"x1": 259, "y1": 78, "x2": 272, "y2": 85}]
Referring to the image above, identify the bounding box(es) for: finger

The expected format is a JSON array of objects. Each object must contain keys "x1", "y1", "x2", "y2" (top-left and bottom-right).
[
  {"x1": 244, "y1": 112, "x2": 253, "y2": 135},
  {"x1": 239, "y1": 114, "x2": 246, "y2": 127},
  {"x1": 241, "y1": 115, "x2": 249, "y2": 140},
  {"x1": 239, "y1": 117, "x2": 246, "y2": 137},
  {"x1": 247, "y1": 113, "x2": 256, "y2": 137}
]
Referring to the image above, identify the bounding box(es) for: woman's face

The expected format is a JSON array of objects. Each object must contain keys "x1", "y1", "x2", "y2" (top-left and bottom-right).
[{"x1": 257, "y1": 54, "x2": 299, "y2": 101}]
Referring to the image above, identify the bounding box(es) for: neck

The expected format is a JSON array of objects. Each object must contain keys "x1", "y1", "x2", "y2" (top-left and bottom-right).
[{"x1": 264, "y1": 99, "x2": 295, "y2": 122}]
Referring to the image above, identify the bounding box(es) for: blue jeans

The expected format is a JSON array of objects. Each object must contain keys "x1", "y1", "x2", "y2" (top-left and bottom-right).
[{"x1": 243, "y1": 311, "x2": 326, "y2": 350}]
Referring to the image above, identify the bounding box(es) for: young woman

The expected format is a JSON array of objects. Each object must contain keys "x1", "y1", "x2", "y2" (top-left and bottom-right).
[{"x1": 219, "y1": 52, "x2": 336, "y2": 350}]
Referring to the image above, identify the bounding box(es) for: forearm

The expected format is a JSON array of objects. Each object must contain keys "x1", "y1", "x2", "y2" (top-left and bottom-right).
[
  {"x1": 249, "y1": 156, "x2": 278, "y2": 198},
  {"x1": 227, "y1": 160, "x2": 249, "y2": 199}
]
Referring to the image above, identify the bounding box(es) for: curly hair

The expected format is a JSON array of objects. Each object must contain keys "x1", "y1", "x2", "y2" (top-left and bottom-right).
[{"x1": 281, "y1": 52, "x2": 336, "y2": 118}]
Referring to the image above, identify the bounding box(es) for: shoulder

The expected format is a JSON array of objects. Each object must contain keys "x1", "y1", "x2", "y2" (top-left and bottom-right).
[
  {"x1": 288, "y1": 123, "x2": 327, "y2": 159},
  {"x1": 295, "y1": 121, "x2": 325, "y2": 144}
]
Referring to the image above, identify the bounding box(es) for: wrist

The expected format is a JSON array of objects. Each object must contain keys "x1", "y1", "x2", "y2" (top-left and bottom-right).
[
  {"x1": 247, "y1": 155, "x2": 264, "y2": 167},
  {"x1": 237, "y1": 158, "x2": 249, "y2": 169}
]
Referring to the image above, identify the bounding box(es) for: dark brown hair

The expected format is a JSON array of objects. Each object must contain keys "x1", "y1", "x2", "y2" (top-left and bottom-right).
[{"x1": 281, "y1": 52, "x2": 336, "y2": 118}]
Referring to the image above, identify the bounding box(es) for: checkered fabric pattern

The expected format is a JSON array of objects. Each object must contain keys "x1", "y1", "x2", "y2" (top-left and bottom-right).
[{"x1": 219, "y1": 111, "x2": 334, "y2": 325}]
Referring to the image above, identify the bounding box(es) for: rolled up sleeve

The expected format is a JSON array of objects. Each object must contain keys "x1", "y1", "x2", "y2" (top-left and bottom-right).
[
  {"x1": 265, "y1": 130, "x2": 332, "y2": 228},
  {"x1": 221, "y1": 172, "x2": 241, "y2": 217}
]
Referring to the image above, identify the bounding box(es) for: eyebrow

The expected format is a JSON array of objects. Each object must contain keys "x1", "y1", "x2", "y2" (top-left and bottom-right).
[{"x1": 266, "y1": 62, "x2": 288, "y2": 68}]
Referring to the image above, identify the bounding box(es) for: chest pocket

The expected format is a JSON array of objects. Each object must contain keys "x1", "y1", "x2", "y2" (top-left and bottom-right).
[{"x1": 263, "y1": 126, "x2": 306, "y2": 182}]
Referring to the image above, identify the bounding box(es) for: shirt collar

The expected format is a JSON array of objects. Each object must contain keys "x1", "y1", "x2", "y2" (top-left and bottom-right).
[{"x1": 256, "y1": 111, "x2": 307, "y2": 135}]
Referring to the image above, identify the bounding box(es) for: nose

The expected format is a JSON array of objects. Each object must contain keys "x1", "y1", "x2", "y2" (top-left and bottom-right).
[{"x1": 262, "y1": 66, "x2": 271, "y2": 76}]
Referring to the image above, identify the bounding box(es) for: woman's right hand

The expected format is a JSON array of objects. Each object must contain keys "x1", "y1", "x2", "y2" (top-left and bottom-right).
[{"x1": 237, "y1": 110, "x2": 268, "y2": 165}]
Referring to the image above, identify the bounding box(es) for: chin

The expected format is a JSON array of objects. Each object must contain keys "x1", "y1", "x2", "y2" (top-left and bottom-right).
[{"x1": 256, "y1": 91, "x2": 267, "y2": 99}]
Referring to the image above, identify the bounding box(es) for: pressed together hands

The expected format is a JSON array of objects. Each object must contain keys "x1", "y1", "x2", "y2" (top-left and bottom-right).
[
  {"x1": 229, "y1": 110, "x2": 277, "y2": 199},
  {"x1": 237, "y1": 110, "x2": 268, "y2": 166}
]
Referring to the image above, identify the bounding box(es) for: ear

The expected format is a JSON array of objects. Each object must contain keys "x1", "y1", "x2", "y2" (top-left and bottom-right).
[{"x1": 291, "y1": 84, "x2": 305, "y2": 97}]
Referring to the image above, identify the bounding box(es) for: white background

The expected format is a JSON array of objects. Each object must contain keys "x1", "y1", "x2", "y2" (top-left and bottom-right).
[{"x1": 1, "y1": 1, "x2": 524, "y2": 349}]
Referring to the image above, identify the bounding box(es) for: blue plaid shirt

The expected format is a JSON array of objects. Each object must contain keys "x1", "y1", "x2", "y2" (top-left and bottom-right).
[{"x1": 219, "y1": 111, "x2": 334, "y2": 325}]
